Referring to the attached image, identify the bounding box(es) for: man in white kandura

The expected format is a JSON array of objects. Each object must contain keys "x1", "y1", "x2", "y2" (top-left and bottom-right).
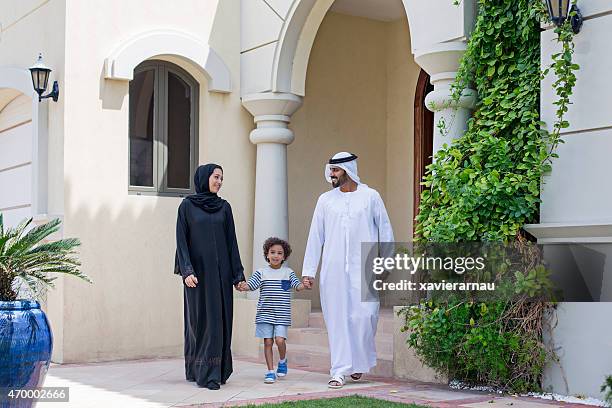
[{"x1": 301, "y1": 151, "x2": 394, "y2": 389}]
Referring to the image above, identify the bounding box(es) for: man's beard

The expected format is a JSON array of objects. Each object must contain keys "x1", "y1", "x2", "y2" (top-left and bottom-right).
[{"x1": 331, "y1": 174, "x2": 348, "y2": 188}]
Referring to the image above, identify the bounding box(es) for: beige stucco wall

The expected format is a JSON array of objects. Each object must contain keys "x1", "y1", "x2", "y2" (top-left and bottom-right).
[
  {"x1": 288, "y1": 11, "x2": 418, "y2": 309},
  {"x1": 386, "y1": 17, "x2": 420, "y2": 243},
  {"x1": 53, "y1": 0, "x2": 255, "y2": 362}
]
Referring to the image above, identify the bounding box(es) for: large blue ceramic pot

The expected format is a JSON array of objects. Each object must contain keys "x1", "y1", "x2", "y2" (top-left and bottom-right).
[{"x1": 0, "y1": 300, "x2": 53, "y2": 406}]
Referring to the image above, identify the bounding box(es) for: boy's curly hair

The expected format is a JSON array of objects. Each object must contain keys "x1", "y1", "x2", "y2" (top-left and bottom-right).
[{"x1": 263, "y1": 237, "x2": 292, "y2": 263}]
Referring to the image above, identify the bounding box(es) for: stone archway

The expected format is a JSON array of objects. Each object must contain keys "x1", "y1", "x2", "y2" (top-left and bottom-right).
[{"x1": 104, "y1": 30, "x2": 232, "y2": 93}]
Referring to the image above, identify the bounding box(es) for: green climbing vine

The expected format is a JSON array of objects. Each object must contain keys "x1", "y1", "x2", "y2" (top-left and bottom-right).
[
  {"x1": 544, "y1": 0, "x2": 580, "y2": 166},
  {"x1": 400, "y1": 0, "x2": 579, "y2": 393}
]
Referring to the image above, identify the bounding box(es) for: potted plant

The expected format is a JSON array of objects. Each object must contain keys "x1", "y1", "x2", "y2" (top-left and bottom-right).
[{"x1": 0, "y1": 214, "x2": 90, "y2": 402}]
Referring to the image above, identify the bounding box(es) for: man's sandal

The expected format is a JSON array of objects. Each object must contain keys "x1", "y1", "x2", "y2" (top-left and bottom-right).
[
  {"x1": 328, "y1": 375, "x2": 345, "y2": 389},
  {"x1": 350, "y1": 373, "x2": 363, "y2": 382}
]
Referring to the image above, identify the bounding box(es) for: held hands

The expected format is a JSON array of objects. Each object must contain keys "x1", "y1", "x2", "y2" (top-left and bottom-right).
[
  {"x1": 184, "y1": 274, "x2": 198, "y2": 288},
  {"x1": 235, "y1": 281, "x2": 249, "y2": 292},
  {"x1": 301, "y1": 276, "x2": 314, "y2": 290}
]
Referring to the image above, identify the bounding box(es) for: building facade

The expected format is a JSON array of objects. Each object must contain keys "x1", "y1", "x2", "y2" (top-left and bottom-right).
[{"x1": 0, "y1": 0, "x2": 609, "y2": 400}]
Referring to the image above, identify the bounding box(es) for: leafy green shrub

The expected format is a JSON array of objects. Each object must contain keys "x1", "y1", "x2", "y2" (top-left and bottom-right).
[
  {"x1": 403, "y1": 0, "x2": 578, "y2": 394},
  {"x1": 400, "y1": 301, "x2": 549, "y2": 393}
]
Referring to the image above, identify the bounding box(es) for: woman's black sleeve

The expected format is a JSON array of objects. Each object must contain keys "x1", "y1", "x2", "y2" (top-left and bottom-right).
[
  {"x1": 225, "y1": 203, "x2": 246, "y2": 285},
  {"x1": 175, "y1": 202, "x2": 194, "y2": 279}
]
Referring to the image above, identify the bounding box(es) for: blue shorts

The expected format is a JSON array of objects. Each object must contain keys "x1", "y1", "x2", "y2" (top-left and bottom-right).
[{"x1": 255, "y1": 323, "x2": 288, "y2": 339}]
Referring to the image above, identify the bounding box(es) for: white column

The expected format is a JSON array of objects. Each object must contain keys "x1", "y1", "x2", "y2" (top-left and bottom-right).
[
  {"x1": 242, "y1": 92, "x2": 303, "y2": 279},
  {"x1": 415, "y1": 42, "x2": 477, "y2": 158}
]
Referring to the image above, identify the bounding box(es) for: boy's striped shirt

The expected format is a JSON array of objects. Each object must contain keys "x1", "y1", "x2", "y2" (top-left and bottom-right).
[{"x1": 247, "y1": 266, "x2": 301, "y2": 326}]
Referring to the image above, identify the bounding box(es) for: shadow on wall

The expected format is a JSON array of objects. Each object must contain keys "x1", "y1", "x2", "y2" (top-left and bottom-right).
[
  {"x1": 99, "y1": 67, "x2": 128, "y2": 110},
  {"x1": 51, "y1": 180, "x2": 185, "y2": 363}
]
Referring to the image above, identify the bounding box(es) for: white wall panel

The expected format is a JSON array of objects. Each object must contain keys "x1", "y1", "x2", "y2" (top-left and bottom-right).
[
  {"x1": 403, "y1": 0, "x2": 476, "y2": 54},
  {"x1": 0, "y1": 122, "x2": 32, "y2": 169},
  {"x1": 0, "y1": 91, "x2": 33, "y2": 212},
  {"x1": 541, "y1": 128, "x2": 612, "y2": 224},
  {"x1": 543, "y1": 303, "x2": 612, "y2": 400},
  {"x1": 240, "y1": 0, "x2": 283, "y2": 52},
  {"x1": 575, "y1": 0, "x2": 612, "y2": 19},
  {"x1": 0, "y1": 205, "x2": 32, "y2": 229},
  {"x1": 240, "y1": 42, "x2": 276, "y2": 95},
  {"x1": 0, "y1": 165, "x2": 32, "y2": 210},
  {"x1": 265, "y1": 0, "x2": 294, "y2": 20},
  {"x1": 0, "y1": 0, "x2": 47, "y2": 31},
  {"x1": 541, "y1": 14, "x2": 612, "y2": 134}
]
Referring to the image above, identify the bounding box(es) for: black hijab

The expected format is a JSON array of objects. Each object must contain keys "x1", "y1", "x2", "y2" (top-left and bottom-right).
[{"x1": 186, "y1": 163, "x2": 225, "y2": 212}]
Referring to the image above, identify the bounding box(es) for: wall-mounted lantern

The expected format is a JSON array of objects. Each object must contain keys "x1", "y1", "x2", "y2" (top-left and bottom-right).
[
  {"x1": 29, "y1": 53, "x2": 59, "y2": 102},
  {"x1": 544, "y1": 0, "x2": 583, "y2": 34}
]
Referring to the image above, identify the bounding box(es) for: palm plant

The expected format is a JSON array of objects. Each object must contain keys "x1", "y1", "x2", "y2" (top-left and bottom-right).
[
  {"x1": 0, "y1": 214, "x2": 90, "y2": 301},
  {"x1": 602, "y1": 375, "x2": 612, "y2": 407}
]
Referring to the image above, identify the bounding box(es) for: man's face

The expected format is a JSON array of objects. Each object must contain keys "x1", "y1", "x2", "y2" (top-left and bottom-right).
[{"x1": 330, "y1": 167, "x2": 349, "y2": 188}]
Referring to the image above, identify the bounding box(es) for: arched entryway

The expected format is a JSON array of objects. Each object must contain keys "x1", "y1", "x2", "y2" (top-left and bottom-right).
[{"x1": 286, "y1": 1, "x2": 422, "y2": 309}]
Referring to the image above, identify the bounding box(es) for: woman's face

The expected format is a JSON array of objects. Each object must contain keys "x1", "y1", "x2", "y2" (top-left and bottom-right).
[{"x1": 209, "y1": 168, "x2": 223, "y2": 193}]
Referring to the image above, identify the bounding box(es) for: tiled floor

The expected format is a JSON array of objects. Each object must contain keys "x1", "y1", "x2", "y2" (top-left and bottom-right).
[
  {"x1": 38, "y1": 358, "x2": 382, "y2": 407},
  {"x1": 36, "y1": 358, "x2": 596, "y2": 408}
]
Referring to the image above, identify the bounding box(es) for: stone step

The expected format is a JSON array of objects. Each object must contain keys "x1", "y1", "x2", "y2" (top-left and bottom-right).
[
  {"x1": 257, "y1": 343, "x2": 393, "y2": 378},
  {"x1": 307, "y1": 310, "x2": 396, "y2": 335},
  {"x1": 287, "y1": 327, "x2": 393, "y2": 355}
]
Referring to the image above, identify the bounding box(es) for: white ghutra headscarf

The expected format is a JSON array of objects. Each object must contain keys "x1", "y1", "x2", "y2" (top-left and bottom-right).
[{"x1": 324, "y1": 152, "x2": 361, "y2": 184}]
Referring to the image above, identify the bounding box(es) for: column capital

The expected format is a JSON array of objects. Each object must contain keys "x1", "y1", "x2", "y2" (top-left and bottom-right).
[
  {"x1": 243, "y1": 92, "x2": 303, "y2": 145},
  {"x1": 414, "y1": 41, "x2": 478, "y2": 157},
  {"x1": 242, "y1": 92, "x2": 303, "y2": 122},
  {"x1": 414, "y1": 41, "x2": 467, "y2": 79},
  {"x1": 415, "y1": 41, "x2": 477, "y2": 113}
]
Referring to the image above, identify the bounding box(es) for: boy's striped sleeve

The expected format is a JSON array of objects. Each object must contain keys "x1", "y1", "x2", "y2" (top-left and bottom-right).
[
  {"x1": 247, "y1": 269, "x2": 262, "y2": 290},
  {"x1": 290, "y1": 270, "x2": 301, "y2": 289}
]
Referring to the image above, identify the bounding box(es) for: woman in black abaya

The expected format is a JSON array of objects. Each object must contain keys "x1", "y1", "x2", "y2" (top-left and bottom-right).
[{"x1": 175, "y1": 164, "x2": 246, "y2": 390}]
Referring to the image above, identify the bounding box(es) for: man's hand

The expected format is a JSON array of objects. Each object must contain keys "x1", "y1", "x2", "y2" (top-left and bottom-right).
[
  {"x1": 184, "y1": 274, "x2": 198, "y2": 288},
  {"x1": 302, "y1": 276, "x2": 314, "y2": 289}
]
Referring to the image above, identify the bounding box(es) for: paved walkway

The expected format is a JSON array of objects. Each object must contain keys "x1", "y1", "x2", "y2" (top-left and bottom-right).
[{"x1": 37, "y1": 358, "x2": 596, "y2": 408}]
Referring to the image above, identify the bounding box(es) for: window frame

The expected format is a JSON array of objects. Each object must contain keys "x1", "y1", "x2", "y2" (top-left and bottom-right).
[{"x1": 128, "y1": 60, "x2": 199, "y2": 196}]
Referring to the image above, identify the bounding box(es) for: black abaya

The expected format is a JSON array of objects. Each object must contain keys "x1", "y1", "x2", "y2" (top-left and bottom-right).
[{"x1": 175, "y1": 198, "x2": 245, "y2": 388}]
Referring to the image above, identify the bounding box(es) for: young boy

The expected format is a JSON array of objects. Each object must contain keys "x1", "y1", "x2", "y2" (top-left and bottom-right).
[{"x1": 237, "y1": 237, "x2": 308, "y2": 383}]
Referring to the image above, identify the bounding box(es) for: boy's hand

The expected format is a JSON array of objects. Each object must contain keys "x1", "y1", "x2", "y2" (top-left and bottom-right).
[{"x1": 236, "y1": 281, "x2": 249, "y2": 291}]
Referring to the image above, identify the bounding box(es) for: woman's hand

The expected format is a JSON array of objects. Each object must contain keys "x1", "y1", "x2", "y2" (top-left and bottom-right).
[
  {"x1": 184, "y1": 274, "x2": 198, "y2": 288},
  {"x1": 234, "y1": 281, "x2": 248, "y2": 291}
]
